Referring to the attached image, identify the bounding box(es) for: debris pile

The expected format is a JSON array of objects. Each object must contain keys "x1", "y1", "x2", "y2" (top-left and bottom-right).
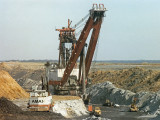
[
  {"x1": 0, "y1": 70, "x2": 29, "y2": 99},
  {"x1": 0, "y1": 97, "x2": 65, "y2": 120},
  {"x1": 0, "y1": 97, "x2": 23, "y2": 114},
  {"x1": 53, "y1": 99, "x2": 88, "y2": 118},
  {"x1": 0, "y1": 62, "x2": 44, "y2": 90},
  {"x1": 17, "y1": 78, "x2": 42, "y2": 90},
  {"x1": 89, "y1": 67, "x2": 160, "y2": 92},
  {"x1": 152, "y1": 115, "x2": 160, "y2": 120},
  {"x1": 87, "y1": 81, "x2": 160, "y2": 118}
]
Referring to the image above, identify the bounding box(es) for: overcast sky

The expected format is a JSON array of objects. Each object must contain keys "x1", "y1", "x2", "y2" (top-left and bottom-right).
[{"x1": 0, "y1": 0, "x2": 160, "y2": 60}]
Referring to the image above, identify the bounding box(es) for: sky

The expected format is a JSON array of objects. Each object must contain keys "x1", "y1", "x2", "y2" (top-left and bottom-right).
[{"x1": 0, "y1": 0, "x2": 160, "y2": 60}]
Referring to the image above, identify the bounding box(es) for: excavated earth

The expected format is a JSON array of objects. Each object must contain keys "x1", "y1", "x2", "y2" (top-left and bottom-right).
[
  {"x1": 1, "y1": 62, "x2": 160, "y2": 93},
  {"x1": 0, "y1": 65, "x2": 67, "y2": 120},
  {"x1": 89, "y1": 67, "x2": 160, "y2": 93},
  {"x1": 0, "y1": 97, "x2": 66, "y2": 120},
  {"x1": 0, "y1": 70, "x2": 29, "y2": 100},
  {"x1": 1, "y1": 62, "x2": 160, "y2": 119},
  {"x1": 0, "y1": 62, "x2": 44, "y2": 90}
]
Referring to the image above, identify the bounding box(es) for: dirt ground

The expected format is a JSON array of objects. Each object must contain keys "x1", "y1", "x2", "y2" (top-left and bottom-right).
[
  {"x1": 0, "y1": 112, "x2": 66, "y2": 120},
  {"x1": 89, "y1": 67, "x2": 160, "y2": 92},
  {"x1": 76, "y1": 105, "x2": 150, "y2": 120},
  {"x1": 53, "y1": 95, "x2": 81, "y2": 101},
  {"x1": 0, "y1": 62, "x2": 160, "y2": 120},
  {"x1": 0, "y1": 70, "x2": 29, "y2": 100},
  {"x1": 1, "y1": 61, "x2": 160, "y2": 93},
  {"x1": 0, "y1": 62, "x2": 45, "y2": 90},
  {"x1": 0, "y1": 97, "x2": 67, "y2": 120}
]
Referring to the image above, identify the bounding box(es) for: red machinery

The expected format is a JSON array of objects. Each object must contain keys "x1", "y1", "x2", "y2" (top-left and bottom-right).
[{"x1": 42, "y1": 4, "x2": 106, "y2": 97}]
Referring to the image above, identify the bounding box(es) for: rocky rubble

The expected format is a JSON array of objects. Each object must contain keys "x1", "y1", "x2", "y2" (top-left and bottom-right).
[
  {"x1": 89, "y1": 67, "x2": 160, "y2": 92},
  {"x1": 0, "y1": 97, "x2": 66, "y2": 120},
  {"x1": 17, "y1": 78, "x2": 42, "y2": 90},
  {"x1": 87, "y1": 81, "x2": 160, "y2": 119},
  {"x1": 0, "y1": 97, "x2": 23, "y2": 114},
  {"x1": 152, "y1": 115, "x2": 160, "y2": 120},
  {"x1": 83, "y1": 116, "x2": 111, "y2": 120},
  {"x1": 53, "y1": 99, "x2": 88, "y2": 118},
  {"x1": 0, "y1": 62, "x2": 44, "y2": 90}
]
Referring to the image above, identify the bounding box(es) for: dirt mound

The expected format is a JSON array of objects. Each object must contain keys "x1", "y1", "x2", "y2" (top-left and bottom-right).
[
  {"x1": 88, "y1": 81, "x2": 160, "y2": 119},
  {"x1": 0, "y1": 97, "x2": 23, "y2": 114},
  {"x1": 0, "y1": 70, "x2": 29, "y2": 100},
  {"x1": 0, "y1": 97, "x2": 66, "y2": 120},
  {"x1": 0, "y1": 62, "x2": 12, "y2": 70},
  {"x1": 89, "y1": 67, "x2": 160, "y2": 92},
  {"x1": 53, "y1": 99, "x2": 87, "y2": 118},
  {"x1": 0, "y1": 62, "x2": 45, "y2": 90}
]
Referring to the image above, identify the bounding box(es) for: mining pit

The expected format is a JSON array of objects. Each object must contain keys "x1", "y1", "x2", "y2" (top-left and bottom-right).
[{"x1": 0, "y1": 62, "x2": 160, "y2": 120}]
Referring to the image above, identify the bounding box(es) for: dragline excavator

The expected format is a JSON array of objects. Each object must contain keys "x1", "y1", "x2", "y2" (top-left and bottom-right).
[{"x1": 42, "y1": 4, "x2": 106, "y2": 99}]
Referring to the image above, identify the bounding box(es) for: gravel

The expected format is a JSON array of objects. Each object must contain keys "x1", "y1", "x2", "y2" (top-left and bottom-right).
[
  {"x1": 0, "y1": 97, "x2": 23, "y2": 114},
  {"x1": 87, "y1": 81, "x2": 160, "y2": 119},
  {"x1": 0, "y1": 97, "x2": 66, "y2": 120},
  {"x1": 53, "y1": 99, "x2": 88, "y2": 118}
]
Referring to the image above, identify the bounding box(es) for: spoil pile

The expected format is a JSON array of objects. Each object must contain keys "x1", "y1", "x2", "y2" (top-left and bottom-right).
[
  {"x1": 89, "y1": 67, "x2": 160, "y2": 92},
  {"x1": 87, "y1": 81, "x2": 160, "y2": 119},
  {"x1": 0, "y1": 62, "x2": 44, "y2": 90},
  {"x1": 0, "y1": 62, "x2": 12, "y2": 70},
  {"x1": 0, "y1": 97, "x2": 66, "y2": 120},
  {"x1": 53, "y1": 99, "x2": 88, "y2": 118},
  {"x1": 0, "y1": 70, "x2": 29, "y2": 99},
  {"x1": 7, "y1": 63, "x2": 44, "y2": 88},
  {"x1": 152, "y1": 115, "x2": 160, "y2": 120},
  {"x1": 0, "y1": 97, "x2": 23, "y2": 114}
]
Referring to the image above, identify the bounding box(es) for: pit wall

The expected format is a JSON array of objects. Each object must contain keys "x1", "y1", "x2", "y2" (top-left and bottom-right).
[
  {"x1": 52, "y1": 99, "x2": 88, "y2": 118},
  {"x1": 87, "y1": 82, "x2": 160, "y2": 116}
]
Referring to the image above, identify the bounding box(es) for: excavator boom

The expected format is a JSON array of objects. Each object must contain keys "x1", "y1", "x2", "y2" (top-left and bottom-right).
[
  {"x1": 43, "y1": 4, "x2": 107, "y2": 96},
  {"x1": 60, "y1": 4, "x2": 106, "y2": 86}
]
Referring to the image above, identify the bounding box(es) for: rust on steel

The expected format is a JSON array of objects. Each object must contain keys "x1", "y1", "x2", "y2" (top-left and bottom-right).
[
  {"x1": 60, "y1": 4, "x2": 106, "y2": 86},
  {"x1": 85, "y1": 18, "x2": 103, "y2": 77},
  {"x1": 61, "y1": 17, "x2": 94, "y2": 86},
  {"x1": 78, "y1": 53, "x2": 83, "y2": 84},
  {"x1": 49, "y1": 81, "x2": 61, "y2": 85}
]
